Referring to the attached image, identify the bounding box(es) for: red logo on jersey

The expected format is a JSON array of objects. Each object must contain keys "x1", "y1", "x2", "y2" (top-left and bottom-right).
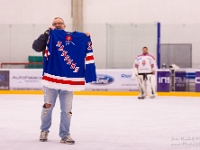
[
  {"x1": 66, "y1": 36, "x2": 72, "y2": 42},
  {"x1": 142, "y1": 60, "x2": 146, "y2": 66},
  {"x1": 44, "y1": 49, "x2": 50, "y2": 59}
]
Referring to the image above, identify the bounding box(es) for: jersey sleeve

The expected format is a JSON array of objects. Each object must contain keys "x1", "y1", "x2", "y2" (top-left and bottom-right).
[
  {"x1": 85, "y1": 36, "x2": 97, "y2": 83},
  {"x1": 42, "y1": 30, "x2": 52, "y2": 75},
  {"x1": 150, "y1": 55, "x2": 156, "y2": 71},
  {"x1": 134, "y1": 56, "x2": 139, "y2": 69}
]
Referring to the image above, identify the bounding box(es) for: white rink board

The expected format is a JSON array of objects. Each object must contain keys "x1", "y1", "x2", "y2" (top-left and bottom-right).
[
  {"x1": 1, "y1": 68, "x2": 199, "y2": 91},
  {"x1": 85, "y1": 69, "x2": 138, "y2": 91},
  {"x1": 9, "y1": 69, "x2": 43, "y2": 90},
  {"x1": 2, "y1": 69, "x2": 139, "y2": 91}
]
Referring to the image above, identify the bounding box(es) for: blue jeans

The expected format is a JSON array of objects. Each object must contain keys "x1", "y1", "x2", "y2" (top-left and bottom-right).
[{"x1": 40, "y1": 86, "x2": 73, "y2": 139}]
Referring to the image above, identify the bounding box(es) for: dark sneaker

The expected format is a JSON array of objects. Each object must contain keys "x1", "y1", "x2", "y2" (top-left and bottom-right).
[
  {"x1": 138, "y1": 94, "x2": 146, "y2": 99},
  {"x1": 138, "y1": 96, "x2": 145, "y2": 99}
]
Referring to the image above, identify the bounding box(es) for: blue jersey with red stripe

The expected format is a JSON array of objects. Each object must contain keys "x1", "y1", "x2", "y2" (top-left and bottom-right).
[{"x1": 42, "y1": 29, "x2": 96, "y2": 91}]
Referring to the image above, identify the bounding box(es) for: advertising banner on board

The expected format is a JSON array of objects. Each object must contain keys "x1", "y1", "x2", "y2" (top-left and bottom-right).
[
  {"x1": 195, "y1": 71, "x2": 200, "y2": 92},
  {"x1": 157, "y1": 70, "x2": 170, "y2": 92},
  {"x1": 174, "y1": 71, "x2": 186, "y2": 91},
  {"x1": 85, "y1": 69, "x2": 138, "y2": 91},
  {"x1": 9, "y1": 69, "x2": 43, "y2": 90},
  {"x1": 0, "y1": 70, "x2": 10, "y2": 90}
]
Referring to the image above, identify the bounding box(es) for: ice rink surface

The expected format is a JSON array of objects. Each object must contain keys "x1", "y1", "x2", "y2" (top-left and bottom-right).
[{"x1": 0, "y1": 94, "x2": 200, "y2": 150}]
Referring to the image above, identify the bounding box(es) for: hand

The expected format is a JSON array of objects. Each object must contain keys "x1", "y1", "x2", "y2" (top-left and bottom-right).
[
  {"x1": 48, "y1": 26, "x2": 56, "y2": 30},
  {"x1": 152, "y1": 70, "x2": 156, "y2": 74},
  {"x1": 44, "y1": 26, "x2": 56, "y2": 35},
  {"x1": 85, "y1": 32, "x2": 90, "y2": 37}
]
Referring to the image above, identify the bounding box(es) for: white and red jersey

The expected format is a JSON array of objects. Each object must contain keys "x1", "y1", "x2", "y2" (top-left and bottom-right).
[{"x1": 134, "y1": 53, "x2": 156, "y2": 74}]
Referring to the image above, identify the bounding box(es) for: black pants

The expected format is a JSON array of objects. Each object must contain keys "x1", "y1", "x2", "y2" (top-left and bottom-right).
[{"x1": 138, "y1": 73, "x2": 153, "y2": 80}]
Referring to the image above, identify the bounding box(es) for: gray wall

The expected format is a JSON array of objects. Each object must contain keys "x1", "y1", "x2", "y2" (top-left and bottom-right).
[{"x1": 0, "y1": 0, "x2": 200, "y2": 68}]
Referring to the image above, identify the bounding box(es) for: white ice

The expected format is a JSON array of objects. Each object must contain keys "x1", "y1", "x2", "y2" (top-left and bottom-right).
[{"x1": 0, "y1": 95, "x2": 200, "y2": 150}]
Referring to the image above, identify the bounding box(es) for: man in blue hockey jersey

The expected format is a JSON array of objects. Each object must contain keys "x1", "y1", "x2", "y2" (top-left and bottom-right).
[{"x1": 32, "y1": 17, "x2": 93, "y2": 144}]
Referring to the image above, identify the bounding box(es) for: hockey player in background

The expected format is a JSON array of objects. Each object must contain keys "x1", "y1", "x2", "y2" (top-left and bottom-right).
[
  {"x1": 132, "y1": 47, "x2": 157, "y2": 99},
  {"x1": 32, "y1": 17, "x2": 93, "y2": 144}
]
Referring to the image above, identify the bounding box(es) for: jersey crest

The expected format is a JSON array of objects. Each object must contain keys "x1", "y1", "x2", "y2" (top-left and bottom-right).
[
  {"x1": 142, "y1": 60, "x2": 146, "y2": 66},
  {"x1": 65, "y1": 35, "x2": 75, "y2": 45}
]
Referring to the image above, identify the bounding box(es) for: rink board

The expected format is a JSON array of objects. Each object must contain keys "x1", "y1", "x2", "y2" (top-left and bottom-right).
[
  {"x1": 1, "y1": 68, "x2": 200, "y2": 96},
  {"x1": 0, "y1": 90, "x2": 200, "y2": 97}
]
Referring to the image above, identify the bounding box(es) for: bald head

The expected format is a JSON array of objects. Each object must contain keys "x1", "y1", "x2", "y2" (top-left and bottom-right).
[{"x1": 52, "y1": 17, "x2": 66, "y2": 30}]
